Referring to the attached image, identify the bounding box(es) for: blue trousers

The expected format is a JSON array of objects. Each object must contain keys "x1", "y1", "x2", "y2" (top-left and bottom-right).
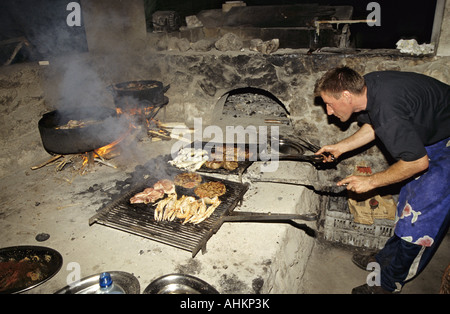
[{"x1": 375, "y1": 208, "x2": 450, "y2": 292}]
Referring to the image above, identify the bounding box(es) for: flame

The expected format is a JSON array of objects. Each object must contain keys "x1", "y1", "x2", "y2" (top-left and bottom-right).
[
  {"x1": 116, "y1": 106, "x2": 155, "y2": 117},
  {"x1": 115, "y1": 105, "x2": 158, "y2": 130},
  {"x1": 80, "y1": 126, "x2": 131, "y2": 171},
  {"x1": 81, "y1": 155, "x2": 88, "y2": 167},
  {"x1": 76, "y1": 105, "x2": 150, "y2": 173},
  {"x1": 79, "y1": 102, "x2": 166, "y2": 173},
  {"x1": 94, "y1": 134, "x2": 124, "y2": 158}
]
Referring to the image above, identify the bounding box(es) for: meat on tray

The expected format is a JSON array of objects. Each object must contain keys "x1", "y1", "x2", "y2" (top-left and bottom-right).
[
  {"x1": 174, "y1": 172, "x2": 202, "y2": 188},
  {"x1": 168, "y1": 145, "x2": 253, "y2": 172},
  {"x1": 153, "y1": 179, "x2": 176, "y2": 194},
  {"x1": 130, "y1": 179, "x2": 175, "y2": 204},
  {"x1": 194, "y1": 181, "x2": 226, "y2": 198},
  {"x1": 129, "y1": 173, "x2": 227, "y2": 225},
  {"x1": 154, "y1": 195, "x2": 221, "y2": 224}
]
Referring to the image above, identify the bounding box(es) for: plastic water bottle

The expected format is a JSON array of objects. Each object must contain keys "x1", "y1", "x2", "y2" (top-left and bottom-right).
[{"x1": 95, "y1": 272, "x2": 125, "y2": 294}]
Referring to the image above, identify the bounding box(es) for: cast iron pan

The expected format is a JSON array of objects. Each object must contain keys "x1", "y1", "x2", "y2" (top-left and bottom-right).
[
  {"x1": 38, "y1": 107, "x2": 126, "y2": 155},
  {"x1": 108, "y1": 80, "x2": 170, "y2": 110}
]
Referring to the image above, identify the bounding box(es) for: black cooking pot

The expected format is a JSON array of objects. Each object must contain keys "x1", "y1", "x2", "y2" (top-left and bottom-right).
[
  {"x1": 38, "y1": 107, "x2": 126, "y2": 155},
  {"x1": 108, "y1": 80, "x2": 170, "y2": 110}
]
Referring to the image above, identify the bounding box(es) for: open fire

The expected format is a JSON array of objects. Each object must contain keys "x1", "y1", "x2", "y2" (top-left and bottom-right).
[
  {"x1": 114, "y1": 91, "x2": 171, "y2": 139},
  {"x1": 79, "y1": 128, "x2": 128, "y2": 172},
  {"x1": 33, "y1": 97, "x2": 170, "y2": 175},
  {"x1": 79, "y1": 102, "x2": 171, "y2": 172}
]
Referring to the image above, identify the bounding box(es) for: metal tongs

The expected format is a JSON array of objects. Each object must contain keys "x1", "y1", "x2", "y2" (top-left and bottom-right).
[
  {"x1": 222, "y1": 211, "x2": 318, "y2": 222},
  {"x1": 277, "y1": 153, "x2": 328, "y2": 164}
]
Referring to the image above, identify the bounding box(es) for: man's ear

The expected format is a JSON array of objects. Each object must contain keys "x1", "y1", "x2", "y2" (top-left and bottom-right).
[{"x1": 342, "y1": 90, "x2": 351, "y2": 101}]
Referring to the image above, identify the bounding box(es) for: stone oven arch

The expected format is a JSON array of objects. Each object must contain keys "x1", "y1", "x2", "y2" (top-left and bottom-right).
[{"x1": 211, "y1": 86, "x2": 291, "y2": 126}]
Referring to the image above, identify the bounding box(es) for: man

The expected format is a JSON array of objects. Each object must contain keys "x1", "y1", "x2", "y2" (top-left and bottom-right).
[{"x1": 314, "y1": 66, "x2": 450, "y2": 294}]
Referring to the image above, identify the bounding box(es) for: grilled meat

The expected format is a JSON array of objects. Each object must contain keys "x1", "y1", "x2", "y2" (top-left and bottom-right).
[
  {"x1": 130, "y1": 179, "x2": 175, "y2": 204},
  {"x1": 194, "y1": 181, "x2": 226, "y2": 198}
]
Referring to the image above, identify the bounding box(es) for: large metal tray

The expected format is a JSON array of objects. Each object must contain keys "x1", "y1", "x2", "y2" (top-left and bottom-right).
[{"x1": 168, "y1": 141, "x2": 256, "y2": 176}]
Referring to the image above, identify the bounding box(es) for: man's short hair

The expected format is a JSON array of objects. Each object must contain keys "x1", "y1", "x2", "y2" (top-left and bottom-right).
[{"x1": 314, "y1": 66, "x2": 366, "y2": 99}]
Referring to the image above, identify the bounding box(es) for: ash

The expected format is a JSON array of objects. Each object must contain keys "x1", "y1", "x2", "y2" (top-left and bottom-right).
[{"x1": 224, "y1": 92, "x2": 288, "y2": 118}]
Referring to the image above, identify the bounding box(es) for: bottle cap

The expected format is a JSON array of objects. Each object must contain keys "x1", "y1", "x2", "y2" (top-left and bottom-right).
[{"x1": 99, "y1": 272, "x2": 113, "y2": 288}]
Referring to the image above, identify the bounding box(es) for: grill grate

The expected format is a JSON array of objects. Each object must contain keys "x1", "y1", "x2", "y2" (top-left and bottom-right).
[{"x1": 89, "y1": 170, "x2": 249, "y2": 257}]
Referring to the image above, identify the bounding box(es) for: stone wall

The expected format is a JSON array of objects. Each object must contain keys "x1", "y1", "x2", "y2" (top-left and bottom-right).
[
  {"x1": 436, "y1": 0, "x2": 450, "y2": 56},
  {"x1": 65, "y1": 49, "x2": 440, "y2": 137},
  {"x1": 93, "y1": 49, "x2": 439, "y2": 135}
]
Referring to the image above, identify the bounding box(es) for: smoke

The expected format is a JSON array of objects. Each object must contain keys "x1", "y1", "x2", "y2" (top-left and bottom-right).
[
  {"x1": 18, "y1": 0, "x2": 147, "y2": 155},
  {"x1": 3, "y1": 1, "x2": 167, "y2": 172},
  {"x1": 57, "y1": 56, "x2": 108, "y2": 113},
  {"x1": 0, "y1": 1, "x2": 88, "y2": 59}
]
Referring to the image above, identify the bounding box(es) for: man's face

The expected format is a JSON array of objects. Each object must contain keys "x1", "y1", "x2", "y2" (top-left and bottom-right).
[{"x1": 320, "y1": 91, "x2": 353, "y2": 122}]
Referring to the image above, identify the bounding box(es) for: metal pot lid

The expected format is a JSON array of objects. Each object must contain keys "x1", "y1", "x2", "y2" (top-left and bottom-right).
[
  {"x1": 54, "y1": 271, "x2": 140, "y2": 294},
  {"x1": 143, "y1": 273, "x2": 219, "y2": 294},
  {"x1": 0, "y1": 245, "x2": 63, "y2": 294}
]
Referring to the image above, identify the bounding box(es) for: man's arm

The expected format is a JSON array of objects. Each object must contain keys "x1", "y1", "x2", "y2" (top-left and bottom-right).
[
  {"x1": 338, "y1": 155, "x2": 429, "y2": 193},
  {"x1": 316, "y1": 123, "x2": 376, "y2": 161}
]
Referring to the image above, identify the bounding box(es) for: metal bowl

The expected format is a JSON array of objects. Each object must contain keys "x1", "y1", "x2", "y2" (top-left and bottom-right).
[
  {"x1": 143, "y1": 274, "x2": 219, "y2": 294},
  {"x1": 54, "y1": 271, "x2": 140, "y2": 294},
  {"x1": 0, "y1": 245, "x2": 63, "y2": 294}
]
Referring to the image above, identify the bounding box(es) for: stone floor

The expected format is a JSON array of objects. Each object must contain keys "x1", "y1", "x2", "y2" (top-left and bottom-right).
[{"x1": 301, "y1": 236, "x2": 450, "y2": 294}]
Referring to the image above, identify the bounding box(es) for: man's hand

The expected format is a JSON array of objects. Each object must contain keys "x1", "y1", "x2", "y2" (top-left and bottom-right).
[
  {"x1": 338, "y1": 156, "x2": 429, "y2": 194},
  {"x1": 337, "y1": 175, "x2": 375, "y2": 194},
  {"x1": 315, "y1": 123, "x2": 376, "y2": 162},
  {"x1": 315, "y1": 144, "x2": 344, "y2": 162}
]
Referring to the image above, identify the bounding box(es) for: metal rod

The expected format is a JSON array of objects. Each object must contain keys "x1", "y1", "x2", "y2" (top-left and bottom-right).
[
  {"x1": 314, "y1": 19, "x2": 376, "y2": 35},
  {"x1": 223, "y1": 211, "x2": 318, "y2": 222}
]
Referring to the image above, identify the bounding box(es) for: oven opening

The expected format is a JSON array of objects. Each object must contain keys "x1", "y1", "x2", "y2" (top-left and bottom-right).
[{"x1": 214, "y1": 87, "x2": 291, "y2": 129}]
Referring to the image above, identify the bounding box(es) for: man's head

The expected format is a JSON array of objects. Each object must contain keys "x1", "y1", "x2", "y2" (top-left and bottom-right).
[{"x1": 314, "y1": 66, "x2": 367, "y2": 122}]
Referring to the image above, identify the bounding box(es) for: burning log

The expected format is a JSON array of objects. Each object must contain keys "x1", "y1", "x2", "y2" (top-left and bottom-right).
[
  {"x1": 148, "y1": 128, "x2": 172, "y2": 141},
  {"x1": 31, "y1": 136, "x2": 121, "y2": 174}
]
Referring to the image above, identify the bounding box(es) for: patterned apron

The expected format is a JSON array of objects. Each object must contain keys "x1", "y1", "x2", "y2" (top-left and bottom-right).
[{"x1": 395, "y1": 138, "x2": 450, "y2": 247}]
